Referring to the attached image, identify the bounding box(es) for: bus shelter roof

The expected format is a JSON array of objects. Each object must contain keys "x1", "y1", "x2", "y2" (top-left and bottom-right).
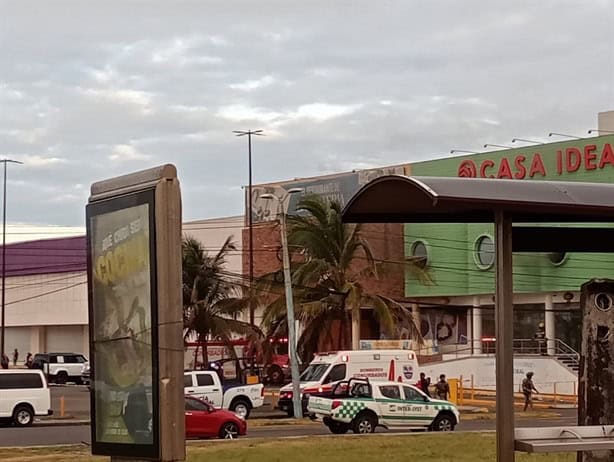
[{"x1": 341, "y1": 175, "x2": 614, "y2": 224}]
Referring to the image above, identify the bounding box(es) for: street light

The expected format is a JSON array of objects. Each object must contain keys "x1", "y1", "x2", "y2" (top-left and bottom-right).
[
  {"x1": 588, "y1": 129, "x2": 614, "y2": 134},
  {"x1": 260, "y1": 188, "x2": 303, "y2": 418},
  {"x1": 484, "y1": 144, "x2": 512, "y2": 149},
  {"x1": 511, "y1": 138, "x2": 541, "y2": 144},
  {"x1": 233, "y1": 129, "x2": 263, "y2": 327},
  {"x1": 548, "y1": 132, "x2": 581, "y2": 140},
  {"x1": 0, "y1": 159, "x2": 22, "y2": 367}
]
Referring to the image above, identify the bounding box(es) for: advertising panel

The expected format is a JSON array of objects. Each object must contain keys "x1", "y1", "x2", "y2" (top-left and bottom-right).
[{"x1": 87, "y1": 189, "x2": 159, "y2": 458}]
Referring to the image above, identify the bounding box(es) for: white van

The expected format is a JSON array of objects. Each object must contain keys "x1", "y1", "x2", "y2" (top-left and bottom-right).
[
  {"x1": 0, "y1": 370, "x2": 52, "y2": 426},
  {"x1": 277, "y1": 349, "x2": 419, "y2": 416}
]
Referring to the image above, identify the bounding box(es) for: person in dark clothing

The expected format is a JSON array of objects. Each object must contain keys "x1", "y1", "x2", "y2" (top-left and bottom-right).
[
  {"x1": 522, "y1": 372, "x2": 539, "y2": 411},
  {"x1": 435, "y1": 374, "x2": 450, "y2": 401},
  {"x1": 13, "y1": 349, "x2": 18, "y2": 366},
  {"x1": 417, "y1": 372, "x2": 431, "y2": 397},
  {"x1": 1, "y1": 354, "x2": 8, "y2": 369}
]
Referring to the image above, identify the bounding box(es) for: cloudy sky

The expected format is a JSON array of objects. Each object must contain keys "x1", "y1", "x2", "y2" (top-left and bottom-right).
[{"x1": 1, "y1": 1, "x2": 613, "y2": 227}]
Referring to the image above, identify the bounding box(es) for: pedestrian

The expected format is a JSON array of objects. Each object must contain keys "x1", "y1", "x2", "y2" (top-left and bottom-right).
[
  {"x1": 522, "y1": 372, "x2": 539, "y2": 411},
  {"x1": 25, "y1": 352, "x2": 33, "y2": 368},
  {"x1": 1, "y1": 353, "x2": 8, "y2": 369},
  {"x1": 13, "y1": 348, "x2": 18, "y2": 367},
  {"x1": 417, "y1": 372, "x2": 431, "y2": 397},
  {"x1": 534, "y1": 322, "x2": 546, "y2": 355},
  {"x1": 435, "y1": 374, "x2": 450, "y2": 401}
]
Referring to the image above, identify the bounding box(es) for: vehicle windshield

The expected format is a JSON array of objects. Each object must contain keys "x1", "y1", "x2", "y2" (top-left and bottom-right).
[{"x1": 299, "y1": 363, "x2": 330, "y2": 382}]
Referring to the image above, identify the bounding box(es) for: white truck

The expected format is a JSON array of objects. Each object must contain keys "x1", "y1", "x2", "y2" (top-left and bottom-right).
[
  {"x1": 307, "y1": 377, "x2": 459, "y2": 434},
  {"x1": 184, "y1": 370, "x2": 264, "y2": 419}
]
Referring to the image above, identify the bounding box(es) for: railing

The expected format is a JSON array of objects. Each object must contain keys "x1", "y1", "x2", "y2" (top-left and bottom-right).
[
  {"x1": 445, "y1": 374, "x2": 578, "y2": 407},
  {"x1": 412, "y1": 338, "x2": 580, "y2": 368}
]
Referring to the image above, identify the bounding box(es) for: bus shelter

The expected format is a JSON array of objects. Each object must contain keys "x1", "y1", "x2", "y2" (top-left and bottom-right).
[{"x1": 341, "y1": 175, "x2": 614, "y2": 462}]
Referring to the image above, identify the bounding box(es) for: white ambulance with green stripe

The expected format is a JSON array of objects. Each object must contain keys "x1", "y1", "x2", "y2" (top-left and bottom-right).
[{"x1": 307, "y1": 378, "x2": 459, "y2": 434}]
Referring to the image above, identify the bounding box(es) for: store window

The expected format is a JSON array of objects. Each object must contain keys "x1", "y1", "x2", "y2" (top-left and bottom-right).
[
  {"x1": 547, "y1": 252, "x2": 567, "y2": 266},
  {"x1": 474, "y1": 235, "x2": 495, "y2": 269},
  {"x1": 410, "y1": 241, "x2": 429, "y2": 268}
]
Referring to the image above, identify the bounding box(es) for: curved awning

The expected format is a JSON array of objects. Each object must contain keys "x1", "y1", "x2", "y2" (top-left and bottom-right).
[{"x1": 341, "y1": 175, "x2": 614, "y2": 223}]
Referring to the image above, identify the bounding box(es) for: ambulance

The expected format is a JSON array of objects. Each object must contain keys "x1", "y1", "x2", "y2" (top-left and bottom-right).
[{"x1": 277, "y1": 349, "x2": 419, "y2": 416}]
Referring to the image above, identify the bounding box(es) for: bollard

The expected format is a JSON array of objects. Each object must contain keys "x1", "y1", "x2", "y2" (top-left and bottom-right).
[
  {"x1": 553, "y1": 382, "x2": 558, "y2": 405},
  {"x1": 60, "y1": 396, "x2": 65, "y2": 418},
  {"x1": 448, "y1": 378, "x2": 459, "y2": 404},
  {"x1": 471, "y1": 374, "x2": 475, "y2": 401}
]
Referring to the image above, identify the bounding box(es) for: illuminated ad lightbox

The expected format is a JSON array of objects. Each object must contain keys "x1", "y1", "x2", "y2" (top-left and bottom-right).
[{"x1": 86, "y1": 189, "x2": 159, "y2": 459}]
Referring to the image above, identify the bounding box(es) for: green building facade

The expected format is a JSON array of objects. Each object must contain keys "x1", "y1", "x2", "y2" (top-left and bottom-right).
[{"x1": 405, "y1": 135, "x2": 614, "y2": 353}]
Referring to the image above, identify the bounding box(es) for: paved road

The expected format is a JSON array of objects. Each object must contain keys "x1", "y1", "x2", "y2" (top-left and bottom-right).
[{"x1": 0, "y1": 410, "x2": 577, "y2": 447}]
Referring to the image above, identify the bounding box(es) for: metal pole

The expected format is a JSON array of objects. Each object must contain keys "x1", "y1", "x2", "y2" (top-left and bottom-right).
[
  {"x1": 279, "y1": 199, "x2": 302, "y2": 419},
  {"x1": 495, "y1": 210, "x2": 515, "y2": 462},
  {"x1": 248, "y1": 133, "x2": 254, "y2": 327},
  {"x1": 0, "y1": 161, "x2": 6, "y2": 363}
]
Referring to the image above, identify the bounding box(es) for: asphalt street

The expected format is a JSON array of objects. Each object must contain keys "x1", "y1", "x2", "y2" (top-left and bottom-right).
[{"x1": 0, "y1": 409, "x2": 578, "y2": 447}]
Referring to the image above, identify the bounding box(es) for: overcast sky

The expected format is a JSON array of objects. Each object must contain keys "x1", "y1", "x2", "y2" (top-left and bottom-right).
[{"x1": 1, "y1": 1, "x2": 613, "y2": 226}]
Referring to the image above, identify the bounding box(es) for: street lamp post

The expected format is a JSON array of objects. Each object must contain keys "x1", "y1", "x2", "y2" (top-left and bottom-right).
[
  {"x1": 261, "y1": 188, "x2": 303, "y2": 419},
  {"x1": 0, "y1": 159, "x2": 22, "y2": 367},
  {"x1": 233, "y1": 129, "x2": 263, "y2": 328}
]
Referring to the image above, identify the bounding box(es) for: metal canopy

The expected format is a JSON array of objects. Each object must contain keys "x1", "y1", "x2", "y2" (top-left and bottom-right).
[
  {"x1": 341, "y1": 175, "x2": 614, "y2": 462},
  {"x1": 342, "y1": 175, "x2": 614, "y2": 223}
]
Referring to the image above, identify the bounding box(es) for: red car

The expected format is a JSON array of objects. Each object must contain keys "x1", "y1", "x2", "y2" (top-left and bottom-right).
[{"x1": 185, "y1": 396, "x2": 247, "y2": 439}]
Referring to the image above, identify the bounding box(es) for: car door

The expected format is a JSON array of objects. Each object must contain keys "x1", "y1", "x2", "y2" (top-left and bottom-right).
[
  {"x1": 402, "y1": 385, "x2": 433, "y2": 427},
  {"x1": 376, "y1": 384, "x2": 404, "y2": 428},
  {"x1": 185, "y1": 397, "x2": 212, "y2": 437},
  {"x1": 193, "y1": 372, "x2": 222, "y2": 408}
]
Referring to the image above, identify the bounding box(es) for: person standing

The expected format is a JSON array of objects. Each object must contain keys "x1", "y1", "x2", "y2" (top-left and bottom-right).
[
  {"x1": 417, "y1": 372, "x2": 431, "y2": 397},
  {"x1": 522, "y1": 372, "x2": 539, "y2": 411},
  {"x1": 12, "y1": 348, "x2": 18, "y2": 367},
  {"x1": 435, "y1": 374, "x2": 450, "y2": 401}
]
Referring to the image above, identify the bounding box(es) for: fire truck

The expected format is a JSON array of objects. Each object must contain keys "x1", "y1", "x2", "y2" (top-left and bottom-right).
[{"x1": 184, "y1": 336, "x2": 290, "y2": 385}]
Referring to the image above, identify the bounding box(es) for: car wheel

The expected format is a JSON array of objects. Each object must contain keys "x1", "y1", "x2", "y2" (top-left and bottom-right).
[
  {"x1": 13, "y1": 405, "x2": 34, "y2": 427},
  {"x1": 431, "y1": 413, "x2": 455, "y2": 432},
  {"x1": 268, "y1": 365, "x2": 284, "y2": 385},
  {"x1": 230, "y1": 399, "x2": 250, "y2": 419},
  {"x1": 56, "y1": 372, "x2": 67, "y2": 384},
  {"x1": 352, "y1": 412, "x2": 376, "y2": 434},
  {"x1": 327, "y1": 421, "x2": 350, "y2": 434},
  {"x1": 219, "y1": 422, "x2": 240, "y2": 439}
]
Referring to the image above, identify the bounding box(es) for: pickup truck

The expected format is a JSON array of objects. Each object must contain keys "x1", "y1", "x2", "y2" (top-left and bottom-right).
[
  {"x1": 184, "y1": 370, "x2": 264, "y2": 419},
  {"x1": 307, "y1": 378, "x2": 459, "y2": 434}
]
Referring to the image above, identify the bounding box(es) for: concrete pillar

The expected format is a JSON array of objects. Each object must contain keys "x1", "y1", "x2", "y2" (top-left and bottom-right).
[
  {"x1": 472, "y1": 296, "x2": 482, "y2": 354},
  {"x1": 30, "y1": 326, "x2": 45, "y2": 354},
  {"x1": 545, "y1": 294, "x2": 556, "y2": 355}
]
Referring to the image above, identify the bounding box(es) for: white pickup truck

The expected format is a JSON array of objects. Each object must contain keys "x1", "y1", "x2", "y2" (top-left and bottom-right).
[
  {"x1": 184, "y1": 370, "x2": 264, "y2": 419},
  {"x1": 307, "y1": 378, "x2": 459, "y2": 434}
]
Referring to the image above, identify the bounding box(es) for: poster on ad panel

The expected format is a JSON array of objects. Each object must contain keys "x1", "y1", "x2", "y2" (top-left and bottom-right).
[{"x1": 89, "y1": 199, "x2": 156, "y2": 450}]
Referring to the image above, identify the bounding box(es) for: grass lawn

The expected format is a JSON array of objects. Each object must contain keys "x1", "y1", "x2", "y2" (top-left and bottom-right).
[{"x1": 0, "y1": 433, "x2": 575, "y2": 462}]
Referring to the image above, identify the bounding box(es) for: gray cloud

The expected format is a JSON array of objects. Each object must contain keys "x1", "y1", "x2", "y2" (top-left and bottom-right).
[{"x1": 1, "y1": 0, "x2": 613, "y2": 225}]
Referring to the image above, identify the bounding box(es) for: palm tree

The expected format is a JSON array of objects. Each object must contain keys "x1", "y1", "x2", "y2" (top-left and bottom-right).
[
  {"x1": 182, "y1": 235, "x2": 258, "y2": 368},
  {"x1": 261, "y1": 195, "x2": 427, "y2": 361}
]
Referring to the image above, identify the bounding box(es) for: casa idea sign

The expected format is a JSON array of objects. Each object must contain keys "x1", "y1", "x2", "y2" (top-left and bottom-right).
[{"x1": 455, "y1": 137, "x2": 614, "y2": 180}]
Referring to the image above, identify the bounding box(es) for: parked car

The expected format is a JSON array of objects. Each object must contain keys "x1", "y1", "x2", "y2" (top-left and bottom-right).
[
  {"x1": 185, "y1": 396, "x2": 247, "y2": 439},
  {"x1": 184, "y1": 370, "x2": 264, "y2": 419},
  {"x1": 30, "y1": 353, "x2": 88, "y2": 384},
  {"x1": 81, "y1": 363, "x2": 90, "y2": 386},
  {"x1": 307, "y1": 377, "x2": 459, "y2": 434},
  {"x1": 0, "y1": 369, "x2": 53, "y2": 426}
]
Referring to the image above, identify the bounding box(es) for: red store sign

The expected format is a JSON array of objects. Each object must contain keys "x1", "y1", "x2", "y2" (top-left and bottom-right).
[{"x1": 457, "y1": 143, "x2": 614, "y2": 179}]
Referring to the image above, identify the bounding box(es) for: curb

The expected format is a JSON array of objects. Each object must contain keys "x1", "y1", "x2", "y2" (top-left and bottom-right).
[{"x1": 34, "y1": 419, "x2": 90, "y2": 427}]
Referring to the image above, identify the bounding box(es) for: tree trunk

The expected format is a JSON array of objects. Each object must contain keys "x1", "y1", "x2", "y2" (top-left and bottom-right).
[
  {"x1": 200, "y1": 334, "x2": 209, "y2": 369},
  {"x1": 351, "y1": 304, "x2": 361, "y2": 350}
]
